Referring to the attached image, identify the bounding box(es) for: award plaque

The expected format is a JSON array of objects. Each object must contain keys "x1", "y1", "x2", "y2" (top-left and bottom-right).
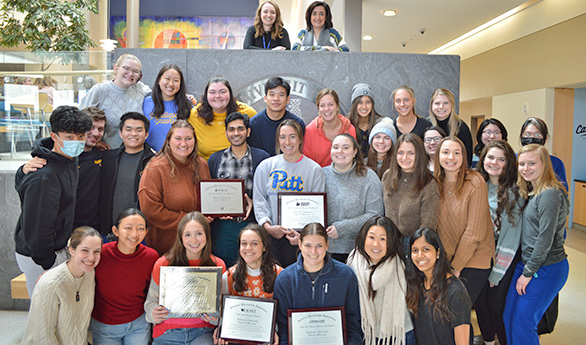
[
  {"x1": 219, "y1": 295, "x2": 278, "y2": 344},
  {"x1": 277, "y1": 192, "x2": 327, "y2": 230},
  {"x1": 159, "y1": 266, "x2": 222, "y2": 318},
  {"x1": 287, "y1": 307, "x2": 346, "y2": 345},
  {"x1": 199, "y1": 179, "x2": 246, "y2": 217}
]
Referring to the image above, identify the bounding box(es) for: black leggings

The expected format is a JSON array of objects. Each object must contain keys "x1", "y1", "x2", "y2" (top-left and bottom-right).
[{"x1": 459, "y1": 267, "x2": 491, "y2": 340}]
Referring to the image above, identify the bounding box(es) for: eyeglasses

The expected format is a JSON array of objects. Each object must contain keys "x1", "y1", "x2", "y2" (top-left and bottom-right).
[
  {"x1": 121, "y1": 65, "x2": 141, "y2": 75},
  {"x1": 423, "y1": 136, "x2": 442, "y2": 143},
  {"x1": 522, "y1": 132, "x2": 543, "y2": 139},
  {"x1": 482, "y1": 130, "x2": 501, "y2": 136}
]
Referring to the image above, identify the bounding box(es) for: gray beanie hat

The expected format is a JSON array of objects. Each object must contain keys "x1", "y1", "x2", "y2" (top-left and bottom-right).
[
  {"x1": 369, "y1": 117, "x2": 397, "y2": 145},
  {"x1": 351, "y1": 83, "x2": 373, "y2": 104}
]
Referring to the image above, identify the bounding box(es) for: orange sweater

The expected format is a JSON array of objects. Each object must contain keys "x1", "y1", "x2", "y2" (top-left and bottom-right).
[
  {"x1": 302, "y1": 114, "x2": 356, "y2": 167},
  {"x1": 437, "y1": 171, "x2": 494, "y2": 271},
  {"x1": 225, "y1": 264, "x2": 283, "y2": 298},
  {"x1": 138, "y1": 154, "x2": 211, "y2": 255}
]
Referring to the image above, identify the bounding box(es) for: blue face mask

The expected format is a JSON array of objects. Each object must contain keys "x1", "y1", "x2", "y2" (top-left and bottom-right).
[{"x1": 57, "y1": 139, "x2": 85, "y2": 157}]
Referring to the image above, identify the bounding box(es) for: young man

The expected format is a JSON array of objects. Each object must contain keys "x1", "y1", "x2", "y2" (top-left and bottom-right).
[
  {"x1": 248, "y1": 77, "x2": 305, "y2": 155},
  {"x1": 100, "y1": 112, "x2": 155, "y2": 237},
  {"x1": 207, "y1": 112, "x2": 270, "y2": 266},
  {"x1": 14, "y1": 106, "x2": 93, "y2": 296}
]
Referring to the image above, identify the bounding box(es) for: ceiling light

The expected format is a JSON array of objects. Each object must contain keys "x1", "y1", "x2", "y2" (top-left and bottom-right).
[
  {"x1": 363, "y1": 35, "x2": 373, "y2": 41},
  {"x1": 382, "y1": 9, "x2": 397, "y2": 17}
]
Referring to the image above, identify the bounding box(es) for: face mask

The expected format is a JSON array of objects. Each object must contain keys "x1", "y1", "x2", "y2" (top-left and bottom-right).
[
  {"x1": 521, "y1": 137, "x2": 545, "y2": 146},
  {"x1": 56, "y1": 138, "x2": 85, "y2": 157}
]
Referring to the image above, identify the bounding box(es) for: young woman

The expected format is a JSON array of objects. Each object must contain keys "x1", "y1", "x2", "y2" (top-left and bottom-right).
[
  {"x1": 323, "y1": 134, "x2": 383, "y2": 263},
  {"x1": 254, "y1": 120, "x2": 325, "y2": 267},
  {"x1": 21, "y1": 227, "x2": 102, "y2": 345},
  {"x1": 472, "y1": 118, "x2": 508, "y2": 168},
  {"x1": 364, "y1": 118, "x2": 397, "y2": 178},
  {"x1": 243, "y1": 1, "x2": 290, "y2": 50},
  {"x1": 347, "y1": 216, "x2": 414, "y2": 345},
  {"x1": 423, "y1": 126, "x2": 446, "y2": 173},
  {"x1": 503, "y1": 144, "x2": 569, "y2": 345},
  {"x1": 382, "y1": 133, "x2": 439, "y2": 252},
  {"x1": 303, "y1": 88, "x2": 356, "y2": 167},
  {"x1": 519, "y1": 117, "x2": 568, "y2": 190},
  {"x1": 292, "y1": 1, "x2": 349, "y2": 51},
  {"x1": 429, "y1": 88, "x2": 473, "y2": 165},
  {"x1": 406, "y1": 228, "x2": 472, "y2": 345},
  {"x1": 347, "y1": 83, "x2": 383, "y2": 157},
  {"x1": 143, "y1": 64, "x2": 192, "y2": 152},
  {"x1": 390, "y1": 86, "x2": 431, "y2": 139},
  {"x1": 188, "y1": 76, "x2": 256, "y2": 160},
  {"x1": 80, "y1": 54, "x2": 151, "y2": 148},
  {"x1": 474, "y1": 141, "x2": 524, "y2": 345},
  {"x1": 145, "y1": 212, "x2": 226, "y2": 345},
  {"x1": 92, "y1": 209, "x2": 159, "y2": 345},
  {"x1": 434, "y1": 137, "x2": 494, "y2": 311},
  {"x1": 138, "y1": 120, "x2": 211, "y2": 255},
  {"x1": 273, "y1": 223, "x2": 362, "y2": 345}
]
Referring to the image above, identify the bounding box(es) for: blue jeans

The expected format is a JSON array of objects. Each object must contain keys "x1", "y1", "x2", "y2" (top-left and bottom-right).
[
  {"x1": 92, "y1": 314, "x2": 150, "y2": 345},
  {"x1": 503, "y1": 259, "x2": 569, "y2": 345},
  {"x1": 153, "y1": 327, "x2": 213, "y2": 345}
]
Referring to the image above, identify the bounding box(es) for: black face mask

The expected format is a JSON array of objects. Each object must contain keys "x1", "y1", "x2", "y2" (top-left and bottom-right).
[{"x1": 521, "y1": 137, "x2": 545, "y2": 146}]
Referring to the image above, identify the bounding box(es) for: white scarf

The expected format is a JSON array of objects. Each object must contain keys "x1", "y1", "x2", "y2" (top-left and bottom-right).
[{"x1": 348, "y1": 250, "x2": 406, "y2": 345}]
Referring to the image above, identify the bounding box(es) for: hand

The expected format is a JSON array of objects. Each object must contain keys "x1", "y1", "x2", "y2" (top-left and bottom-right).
[
  {"x1": 202, "y1": 313, "x2": 218, "y2": 324},
  {"x1": 95, "y1": 141, "x2": 110, "y2": 151},
  {"x1": 186, "y1": 94, "x2": 197, "y2": 106},
  {"x1": 23, "y1": 157, "x2": 47, "y2": 174},
  {"x1": 516, "y1": 275, "x2": 532, "y2": 295},
  {"x1": 326, "y1": 225, "x2": 338, "y2": 239},
  {"x1": 213, "y1": 328, "x2": 228, "y2": 344},
  {"x1": 323, "y1": 46, "x2": 337, "y2": 52},
  {"x1": 273, "y1": 331, "x2": 279, "y2": 345},
  {"x1": 243, "y1": 193, "x2": 253, "y2": 220},
  {"x1": 152, "y1": 305, "x2": 169, "y2": 323},
  {"x1": 264, "y1": 223, "x2": 289, "y2": 239},
  {"x1": 489, "y1": 282, "x2": 495, "y2": 288},
  {"x1": 286, "y1": 229, "x2": 300, "y2": 245},
  {"x1": 452, "y1": 268, "x2": 461, "y2": 278},
  {"x1": 205, "y1": 216, "x2": 215, "y2": 224},
  {"x1": 272, "y1": 46, "x2": 286, "y2": 51}
]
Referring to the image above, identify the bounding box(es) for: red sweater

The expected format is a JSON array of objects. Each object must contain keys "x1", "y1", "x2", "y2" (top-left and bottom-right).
[
  {"x1": 92, "y1": 242, "x2": 159, "y2": 324},
  {"x1": 302, "y1": 114, "x2": 356, "y2": 167}
]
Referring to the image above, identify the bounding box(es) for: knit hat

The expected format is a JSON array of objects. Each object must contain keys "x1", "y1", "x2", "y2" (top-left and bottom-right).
[
  {"x1": 351, "y1": 83, "x2": 373, "y2": 104},
  {"x1": 369, "y1": 117, "x2": 397, "y2": 145}
]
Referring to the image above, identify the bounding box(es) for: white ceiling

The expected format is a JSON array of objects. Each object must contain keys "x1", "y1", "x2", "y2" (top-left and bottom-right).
[{"x1": 360, "y1": 0, "x2": 528, "y2": 54}]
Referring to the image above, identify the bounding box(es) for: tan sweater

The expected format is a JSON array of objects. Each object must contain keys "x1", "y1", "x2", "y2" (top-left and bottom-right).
[
  {"x1": 138, "y1": 154, "x2": 211, "y2": 255},
  {"x1": 437, "y1": 171, "x2": 494, "y2": 271}
]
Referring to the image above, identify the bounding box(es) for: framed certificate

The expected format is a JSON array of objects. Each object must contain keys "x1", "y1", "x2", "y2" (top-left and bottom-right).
[
  {"x1": 219, "y1": 295, "x2": 277, "y2": 344},
  {"x1": 159, "y1": 266, "x2": 222, "y2": 318},
  {"x1": 277, "y1": 192, "x2": 327, "y2": 230},
  {"x1": 287, "y1": 307, "x2": 346, "y2": 345},
  {"x1": 199, "y1": 179, "x2": 246, "y2": 217}
]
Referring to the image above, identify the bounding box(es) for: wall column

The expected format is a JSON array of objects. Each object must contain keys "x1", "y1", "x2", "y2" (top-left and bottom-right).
[{"x1": 126, "y1": 0, "x2": 140, "y2": 48}]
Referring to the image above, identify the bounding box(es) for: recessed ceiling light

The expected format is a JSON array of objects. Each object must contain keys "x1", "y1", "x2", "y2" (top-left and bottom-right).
[
  {"x1": 363, "y1": 35, "x2": 373, "y2": 41},
  {"x1": 382, "y1": 9, "x2": 397, "y2": 17}
]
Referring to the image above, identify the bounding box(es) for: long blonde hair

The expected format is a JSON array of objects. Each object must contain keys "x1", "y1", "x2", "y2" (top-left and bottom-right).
[
  {"x1": 517, "y1": 144, "x2": 566, "y2": 198},
  {"x1": 390, "y1": 85, "x2": 420, "y2": 118},
  {"x1": 429, "y1": 88, "x2": 463, "y2": 137},
  {"x1": 253, "y1": 1, "x2": 285, "y2": 40}
]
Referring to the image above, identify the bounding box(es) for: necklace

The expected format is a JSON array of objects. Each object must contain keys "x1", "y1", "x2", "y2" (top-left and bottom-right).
[{"x1": 74, "y1": 275, "x2": 85, "y2": 302}]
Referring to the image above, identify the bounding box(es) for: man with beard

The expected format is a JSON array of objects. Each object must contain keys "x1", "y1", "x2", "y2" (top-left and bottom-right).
[{"x1": 207, "y1": 112, "x2": 270, "y2": 266}]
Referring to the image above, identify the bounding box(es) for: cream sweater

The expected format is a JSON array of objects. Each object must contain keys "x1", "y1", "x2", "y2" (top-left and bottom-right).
[{"x1": 21, "y1": 261, "x2": 95, "y2": 345}]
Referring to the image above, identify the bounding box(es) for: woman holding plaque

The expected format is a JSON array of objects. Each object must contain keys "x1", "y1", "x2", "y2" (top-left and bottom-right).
[
  {"x1": 145, "y1": 212, "x2": 226, "y2": 345},
  {"x1": 347, "y1": 216, "x2": 415, "y2": 345},
  {"x1": 323, "y1": 134, "x2": 383, "y2": 263},
  {"x1": 273, "y1": 223, "x2": 363, "y2": 345},
  {"x1": 406, "y1": 228, "x2": 472, "y2": 345},
  {"x1": 138, "y1": 120, "x2": 211, "y2": 256},
  {"x1": 254, "y1": 120, "x2": 325, "y2": 267}
]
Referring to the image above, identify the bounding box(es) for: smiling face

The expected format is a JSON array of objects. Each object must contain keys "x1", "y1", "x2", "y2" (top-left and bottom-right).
[
  {"x1": 397, "y1": 141, "x2": 416, "y2": 173},
  {"x1": 372, "y1": 133, "x2": 392, "y2": 155},
  {"x1": 331, "y1": 135, "x2": 356, "y2": 172},
  {"x1": 394, "y1": 89, "x2": 415, "y2": 118},
  {"x1": 120, "y1": 119, "x2": 147, "y2": 153},
  {"x1": 423, "y1": 130, "x2": 442, "y2": 157},
  {"x1": 318, "y1": 94, "x2": 339, "y2": 123},
  {"x1": 68, "y1": 236, "x2": 102, "y2": 278},
  {"x1": 299, "y1": 234, "x2": 328, "y2": 272},
  {"x1": 356, "y1": 96, "x2": 372, "y2": 119},
  {"x1": 518, "y1": 151, "x2": 543, "y2": 184},
  {"x1": 264, "y1": 86, "x2": 290, "y2": 115},
  {"x1": 278, "y1": 125, "x2": 301, "y2": 157},
  {"x1": 182, "y1": 220, "x2": 207, "y2": 260},
  {"x1": 261, "y1": 2, "x2": 277, "y2": 28},
  {"x1": 481, "y1": 124, "x2": 503, "y2": 146},
  {"x1": 239, "y1": 230, "x2": 264, "y2": 269},
  {"x1": 158, "y1": 68, "x2": 181, "y2": 101},
  {"x1": 310, "y1": 5, "x2": 326, "y2": 30},
  {"x1": 113, "y1": 214, "x2": 148, "y2": 255},
  {"x1": 411, "y1": 236, "x2": 437, "y2": 278},
  {"x1": 85, "y1": 120, "x2": 105, "y2": 150},
  {"x1": 113, "y1": 58, "x2": 141, "y2": 89},
  {"x1": 483, "y1": 147, "x2": 506, "y2": 180},
  {"x1": 431, "y1": 95, "x2": 452, "y2": 121},
  {"x1": 207, "y1": 82, "x2": 231, "y2": 113},
  {"x1": 169, "y1": 127, "x2": 195, "y2": 163},
  {"x1": 364, "y1": 225, "x2": 387, "y2": 264},
  {"x1": 439, "y1": 140, "x2": 463, "y2": 176},
  {"x1": 226, "y1": 119, "x2": 250, "y2": 148}
]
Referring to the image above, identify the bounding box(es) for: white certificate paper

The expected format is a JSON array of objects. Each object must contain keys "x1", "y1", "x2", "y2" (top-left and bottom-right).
[
  {"x1": 289, "y1": 309, "x2": 345, "y2": 345},
  {"x1": 278, "y1": 193, "x2": 327, "y2": 230},
  {"x1": 220, "y1": 296, "x2": 276, "y2": 343}
]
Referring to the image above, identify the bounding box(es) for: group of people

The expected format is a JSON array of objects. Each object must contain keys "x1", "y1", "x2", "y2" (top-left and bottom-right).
[{"x1": 13, "y1": 44, "x2": 569, "y2": 345}]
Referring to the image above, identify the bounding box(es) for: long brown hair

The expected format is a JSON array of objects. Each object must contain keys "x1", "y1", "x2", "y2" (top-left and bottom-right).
[
  {"x1": 384, "y1": 133, "x2": 434, "y2": 194},
  {"x1": 253, "y1": 1, "x2": 286, "y2": 40},
  {"x1": 434, "y1": 136, "x2": 469, "y2": 198},
  {"x1": 166, "y1": 212, "x2": 215, "y2": 267},
  {"x1": 155, "y1": 120, "x2": 202, "y2": 183},
  {"x1": 347, "y1": 95, "x2": 382, "y2": 134}
]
